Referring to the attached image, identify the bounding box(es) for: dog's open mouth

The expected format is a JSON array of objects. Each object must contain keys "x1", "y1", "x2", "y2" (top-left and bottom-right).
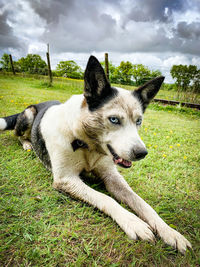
[{"x1": 107, "y1": 144, "x2": 132, "y2": 168}]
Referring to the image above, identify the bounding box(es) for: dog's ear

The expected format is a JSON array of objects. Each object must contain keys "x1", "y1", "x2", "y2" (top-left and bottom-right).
[
  {"x1": 133, "y1": 76, "x2": 165, "y2": 112},
  {"x1": 84, "y1": 56, "x2": 117, "y2": 111}
]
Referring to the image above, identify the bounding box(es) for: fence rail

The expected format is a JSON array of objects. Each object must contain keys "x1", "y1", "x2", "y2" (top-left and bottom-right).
[{"x1": 153, "y1": 98, "x2": 200, "y2": 110}]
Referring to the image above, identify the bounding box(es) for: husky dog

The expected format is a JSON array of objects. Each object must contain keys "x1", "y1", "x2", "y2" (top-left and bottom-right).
[{"x1": 0, "y1": 56, "x2": 191, "y2": 253}]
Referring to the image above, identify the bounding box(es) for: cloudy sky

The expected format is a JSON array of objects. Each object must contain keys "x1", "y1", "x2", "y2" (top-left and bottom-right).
[{"x1": 0, "y1": 0, "x2": 200, "y2": 82}]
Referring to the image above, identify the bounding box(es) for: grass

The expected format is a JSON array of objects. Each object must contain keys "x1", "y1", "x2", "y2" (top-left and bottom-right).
[
  {"x1": 0, "y1": 75, "x2": 200, "y2": 266},
  {"x1": 156, "y1": 89, "x2": 200, "y2": 104},
  {"x1": 2, "y1": 72, "x2": 200, "y2": 104},
  {"x1": 115, "y1": 83, "x2": 200, "y2": 104}
]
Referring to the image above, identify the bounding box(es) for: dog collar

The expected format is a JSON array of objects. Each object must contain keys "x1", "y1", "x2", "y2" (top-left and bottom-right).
[{"x1": 71, "y1": 139, "x2": 88, "y2": 151}]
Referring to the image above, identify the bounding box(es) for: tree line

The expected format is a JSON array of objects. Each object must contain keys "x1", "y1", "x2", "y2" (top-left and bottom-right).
[
  {"x1": 170, "y1": 65, "x2": 200, "y2": 93},
  {"x1": 101, "y1": 61, "x2": 162, "y2": 86},
  {"x1": 0, "y1": 53, "x2": 199, "y2": 92},
  {"x1": 0, "y1": 53, "x2": 161, "y2": 84},
  {"x1": 0, "y1": 53, "x2": 48, "y2": 75}
]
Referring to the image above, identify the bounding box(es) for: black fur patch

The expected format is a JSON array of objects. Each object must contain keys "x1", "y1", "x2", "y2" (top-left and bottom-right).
[
  {"x1": 34, "y1": 123, "x2": 51, "y2": 169},
  {"x1": 85, "y1": 87, "x2": 118, "y2": 111},
  {"x1": 133, "y1": 76, "x2": 165, "y2": 112},
  {"x1": 31, "y1": 101, "x2": 61, "y2": 170},
  {"x1": 87, "y1": 88, "x2": 118, "y2": 111},
  {"x1": 84, "y1": 56, "x2": 118, "y2": 111},
  {"x1": 3, "y1": 113, "x2": 20, "y2": 130},
  {"x1": 14, "y1": 107, "x2": 36, "y2": 136},
  {"x1": 71, "y1": 139, "x2": 88, "y2": 151}
]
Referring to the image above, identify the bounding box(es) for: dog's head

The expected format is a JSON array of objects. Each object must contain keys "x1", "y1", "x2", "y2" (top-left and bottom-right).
[{"x1": 82, "y1": 56, "x2": 164, "y2": 168}]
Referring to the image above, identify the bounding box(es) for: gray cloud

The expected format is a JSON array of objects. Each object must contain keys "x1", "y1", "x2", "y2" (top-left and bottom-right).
[
  {"x1": 176, "y1": 21, "x2": 200, "y2": 40},
  {"x1": 29, "y1": 0, "x2": 75, "y2": 24},
  {"x1": 0, "y1": 0, "x2": 199, "y2": 60},
  {"x1": 39, "y1": 1, "x2": 117, "y2": 53},
  {"x1": 0, "y1": 0, "x2": 28, "y2": 56},
  {"x1": 167, "y1": 21, "x2": 200, "y2": 55},
  {"x1": 27, "y1": 0, "x2": 199, "y2": 56},
  {"x1": 188, "y1": 0, "x2": 200, "y2": 11},
  {"x1": 0, "y1": 10, "x2": 20, "y2": 49},
  {"x1": 123, "y1": 0, "x2": 188, "y2": 23}
]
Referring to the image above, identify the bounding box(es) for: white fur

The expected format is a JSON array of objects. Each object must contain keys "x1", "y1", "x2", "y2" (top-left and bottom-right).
[
  {"x1": 25, "y1": 108, "x2": 35, "y2": 125},
  {"x1": 94, "y1": 161, "x2": 192, "y2": 253},
  {"x1": 0, "y1": 118, "x2": 7, "y2": 131},
  {"x1": 103, "y1": 123, "x2": 145, "y2": 160},
  {"x1": 53, "y1": 175, "x2": 154, "y2": 241},
  {"x1": 18, "y1": 137, "x2": 32, "y2": 150},
  {"x1": 22, "y1": 142, "x2": 32, "y2": 151}
]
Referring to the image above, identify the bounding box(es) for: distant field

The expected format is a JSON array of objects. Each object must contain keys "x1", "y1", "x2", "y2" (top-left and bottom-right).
[
  {"x1": 116, "y1": 83, "x2": 200, "y2": 104},
  {"x1": 1, "y1": 72, "x2": 200, "y2": 104},
  {"x1": 0, "y1": 75, "x2": 200, "y2": 266}
]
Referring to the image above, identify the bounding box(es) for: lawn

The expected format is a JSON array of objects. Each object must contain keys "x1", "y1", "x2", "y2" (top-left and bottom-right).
[
  {"x1": 117, "y1": 84, "x2": 200, "y2": 104},
  {"x1": 0, "y1": 75, "x2": 200, "y2": 266}
]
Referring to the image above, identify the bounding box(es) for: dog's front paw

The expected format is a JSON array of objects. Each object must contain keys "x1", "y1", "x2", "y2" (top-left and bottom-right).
[
  {"x1": 116, "y1": 211, "x2": 155, "y2": 242},
  {"x1": 157, "y1": 225, "x2": 192, "y2": 254},
  {"x1": 23, "y1": 141, "x2": 32, "y2": 151}
]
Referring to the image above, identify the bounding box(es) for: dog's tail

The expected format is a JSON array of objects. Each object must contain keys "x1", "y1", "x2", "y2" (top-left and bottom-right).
[{"x1": 0, "y1": 113, "x2": 20, "y2": 131}]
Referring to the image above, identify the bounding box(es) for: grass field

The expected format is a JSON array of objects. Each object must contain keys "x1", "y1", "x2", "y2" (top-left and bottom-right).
[
  {"x1": 116, "y1": 84, "x2": 200, "y2": 104},
  {"x1": 2, "y1": 72, "x2": 200, "y2": 104},
  {"x1": 0, "y1": 75, "x2": 200, "y2": 266}
]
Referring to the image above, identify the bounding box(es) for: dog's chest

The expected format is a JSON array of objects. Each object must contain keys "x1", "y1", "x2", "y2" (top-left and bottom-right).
[{"x1": 83, "y1": 150, "x2": 103, "y2": 172}]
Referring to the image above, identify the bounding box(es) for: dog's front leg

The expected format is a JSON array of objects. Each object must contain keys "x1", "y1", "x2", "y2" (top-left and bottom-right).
[
  {"x1": 53, "y1": 174, "x2": 154, "y2": 242},
  {"x1": 94, "y1": 165, "x2": 191, "y2": 253}
]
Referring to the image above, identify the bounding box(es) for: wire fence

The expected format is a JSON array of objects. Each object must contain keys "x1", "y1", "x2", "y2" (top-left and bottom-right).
[{"x1": 1, "y1": 53, "x2": 200, "y2": 105}]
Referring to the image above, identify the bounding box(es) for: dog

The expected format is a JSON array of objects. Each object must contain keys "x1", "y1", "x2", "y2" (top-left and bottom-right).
[{"x1": 0, "y1": 56, "x2": 191, "y2": 254}]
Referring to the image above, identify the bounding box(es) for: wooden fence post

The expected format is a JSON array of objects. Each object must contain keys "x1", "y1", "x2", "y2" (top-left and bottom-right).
[
  {"x1": 46, "y1": 44, "x2": 53, "y2": 85},
  {"x1": 105, "y1": 53, "x2": 109, "y2": 81},
  {"x1": 9, "y1": 54, "x2": 15, "y2": 75}
]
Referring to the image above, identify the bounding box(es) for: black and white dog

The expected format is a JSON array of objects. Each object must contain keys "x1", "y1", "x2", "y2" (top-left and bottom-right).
[{"x1": 0, "y1": 56, "x2": 191, "y2": 253}]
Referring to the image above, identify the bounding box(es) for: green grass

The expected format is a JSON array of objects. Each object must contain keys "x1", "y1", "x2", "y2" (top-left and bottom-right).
[
  {"x1": 115, "y1": 83, "x2": 200, "y2": 104},
  {"x1": 2, "y1": 72, "x2": 200, "y2": 104},
  {"x1": 0, "y1": 75, "x2": 200, "y2": 266},
  {"x1": 156, "y1": 89, "x2": 200, "y2": 104}
]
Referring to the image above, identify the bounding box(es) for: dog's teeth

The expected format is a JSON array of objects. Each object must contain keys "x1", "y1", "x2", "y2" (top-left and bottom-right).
[
  {"x1": 118, "y1": 158, "x2": 123, "y2": 163},
  {"x1": 114, "y1": 158, "x2": 118, "y2": 164}
]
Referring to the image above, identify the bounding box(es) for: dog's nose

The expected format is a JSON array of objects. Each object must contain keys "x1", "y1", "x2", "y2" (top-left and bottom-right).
[
  {"x1": 131, "y1": 148, "x2": 148, "y2": 160},
  {"x1": 135, "y1": 150, "x2": 148, "y2": 160}
]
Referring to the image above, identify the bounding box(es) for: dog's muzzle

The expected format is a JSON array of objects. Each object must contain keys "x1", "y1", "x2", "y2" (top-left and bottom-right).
[{"x1": 107, "y1": 144, "x2": 132, "y2": 168}]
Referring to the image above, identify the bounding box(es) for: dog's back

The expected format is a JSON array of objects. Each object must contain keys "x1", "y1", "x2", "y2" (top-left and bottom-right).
[{"x1": 0, "y1": 100, "x2": 60, "y2": 152}]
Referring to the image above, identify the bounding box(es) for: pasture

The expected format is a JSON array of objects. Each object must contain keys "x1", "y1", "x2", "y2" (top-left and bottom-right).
[{"x1": 0, "y1": 75, "x2": 199, "y2": 266}]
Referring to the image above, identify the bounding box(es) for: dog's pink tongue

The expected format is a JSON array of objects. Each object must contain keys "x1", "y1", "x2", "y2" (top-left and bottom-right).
[
  {"x1": 114, "y1": 158, "x2": 132, "y2": 167},
  {"x1": 123, "y1": 159, "x2": 132, "y2": 167}
]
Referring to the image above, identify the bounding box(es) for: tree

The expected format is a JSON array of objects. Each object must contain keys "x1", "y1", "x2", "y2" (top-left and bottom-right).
[
  {"x1": 151, "y1": 69, "x2": 162, "y2": 78},
  {"x1": 100, "y1": 61, "x2": 118, "y2": 83},
  {"x1": 17, "y1": 54, "x2": 47, "y2": 74},
  {"x1": 0, "y1": 53, "x2": 10, "y2": 71},
  {"x1": 115, "y1": 61, "x2": 133, "y2": 85},
  {"x1": 132, "y1": 64, "x2": 151, "y2": 85},
  {"x1": 101, "y1": 61, "x2": 162, "y2": 85},
  {"x1": 170, "y1": 65, "x2": 197, "y2": 91},
  {"x1": 56, "y1": 60, "x2": 83, "y2": 79},
  {"x1": 193, "y1": 70, "x2": 200, "y2": 93}
]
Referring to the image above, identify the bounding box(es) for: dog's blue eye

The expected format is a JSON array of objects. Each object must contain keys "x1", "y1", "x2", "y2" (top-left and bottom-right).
[
  {"x1": 136, "y1": 118, "x2": 142, "y2": 126},
  {"x1": 109, "y1": 117, "x2": 120, "y2": 125}
]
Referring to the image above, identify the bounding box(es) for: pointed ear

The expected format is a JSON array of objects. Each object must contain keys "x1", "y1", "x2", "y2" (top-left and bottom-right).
[
  {"x1": 84, "y1": 56, "x2": 117, "y2": 111},
  {"x1": 133, "y1": 76, "x2": 165, "y2": 112}
]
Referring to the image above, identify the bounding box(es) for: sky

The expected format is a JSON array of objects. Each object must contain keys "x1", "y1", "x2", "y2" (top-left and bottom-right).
[{"x1": 0, "y1": 0, "x2": 200, "y2": 83}]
